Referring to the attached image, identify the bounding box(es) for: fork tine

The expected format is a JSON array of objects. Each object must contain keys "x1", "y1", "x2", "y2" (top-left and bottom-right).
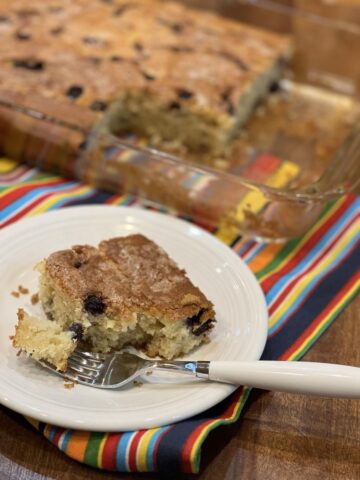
[
  {"x1": 66, "y1": 366, "x2": 99, "y2": 382},
  {"x1": 74, "y1": 350, "x2": 105, "y2": 361},
  {"x1": 67, "y1": 360, "x2": 100, "y2": 377},
  {"x1": 67, "y1": 357, "x2": 101, "y2": 374},
  {"x1": 72, "y1": 350, "x2": 105, "y2": 367}
]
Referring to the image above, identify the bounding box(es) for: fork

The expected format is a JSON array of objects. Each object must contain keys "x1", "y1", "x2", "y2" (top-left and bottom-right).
[{"x1": 39, "y1": 350, "x2": 360, "y2": 398}]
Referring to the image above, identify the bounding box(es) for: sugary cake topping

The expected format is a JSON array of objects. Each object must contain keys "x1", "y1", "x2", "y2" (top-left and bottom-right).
[
  {"x1": 99, "y1": 235, "x2": 214, "y2": 321},
  {"x1": 44, "y1": 245, "x2": 149, "y2": 320},
  {"x1": 44, "y1": 234, "x2": 215, "y2": 323},
  {"x1": 0, "y1": 0, "x2": 290, "y2": 116}
]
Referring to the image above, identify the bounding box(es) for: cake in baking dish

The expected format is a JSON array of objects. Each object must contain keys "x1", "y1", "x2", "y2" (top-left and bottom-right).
[
  {"x1": 0, "y1": 0, "x2": 291, "y2": 153},
  {"x1": 12, "y1": 234, "x2": 215, "y2": 370}
]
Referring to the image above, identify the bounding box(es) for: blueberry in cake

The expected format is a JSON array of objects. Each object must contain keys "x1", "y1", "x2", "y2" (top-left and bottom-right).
[
  {"x1": 12, "y1": 234, "x2": 215, "y2": 370},
  {"x1": 0, "y1": 0, "x2": 292, "y2": 153}
]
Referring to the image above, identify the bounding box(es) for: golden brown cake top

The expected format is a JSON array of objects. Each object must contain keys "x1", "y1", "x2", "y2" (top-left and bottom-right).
[
  {"x1": 0, "y1": 0, "x2": 290, "y2": 117},
  {"x1": 44, "y1": 234, "x2": 214, "y2": 323},
  {"x1": 44, "y1": 244, "x2": 149, "y2": 320}
]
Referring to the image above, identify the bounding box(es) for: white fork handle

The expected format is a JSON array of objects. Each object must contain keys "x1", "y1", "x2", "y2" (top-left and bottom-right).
[{"x1": 208, "y1": 361, "x2": 360, "y2": 398}]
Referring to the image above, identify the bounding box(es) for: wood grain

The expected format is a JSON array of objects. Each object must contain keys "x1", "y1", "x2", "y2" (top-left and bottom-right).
[{"x1": 1, "y1": 295, "x2": 359, "y2": 480}]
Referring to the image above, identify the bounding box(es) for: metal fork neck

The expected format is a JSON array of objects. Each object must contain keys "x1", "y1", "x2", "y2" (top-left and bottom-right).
[{"x1": 153, "y1": 360, "x2": 210, "y2": 379}]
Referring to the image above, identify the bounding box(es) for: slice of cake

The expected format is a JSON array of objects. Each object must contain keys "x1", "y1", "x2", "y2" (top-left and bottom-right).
[
  {"x1": 12, "y1": 234, "x2": 215, "y2": 370},
  {"x1": 0, "y1": 0, "x2": 291, "y2": 154}
]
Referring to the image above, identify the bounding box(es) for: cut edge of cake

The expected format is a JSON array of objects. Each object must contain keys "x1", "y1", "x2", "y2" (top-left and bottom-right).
[
  {"x1": 97, "y1": 52, "x2": 291, "y2": 155},
  {"x1": 12, "y1": 308, "x2": 76, "y2": 371}
]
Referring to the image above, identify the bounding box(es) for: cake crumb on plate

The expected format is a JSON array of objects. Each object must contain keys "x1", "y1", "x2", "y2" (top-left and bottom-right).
[
  {"x1": 18, "y1": 285, "x2": 29, "y2": 295},
  {"x1": 31, "y1": 293, "x2": 39, "y2": 305}
]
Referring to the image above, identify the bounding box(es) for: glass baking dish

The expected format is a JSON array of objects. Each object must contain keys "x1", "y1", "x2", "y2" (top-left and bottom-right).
[{"x1": 0, "y1": 0, "x2": 359, "y2": 242}]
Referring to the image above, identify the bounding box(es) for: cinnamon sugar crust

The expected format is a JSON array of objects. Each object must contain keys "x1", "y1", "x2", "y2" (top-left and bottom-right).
[
  {"x1": 99, "y1": 235, "x2": 213, "y2": 322},
  {"x1": 0, "y1": 0, "x2": 291, "y2": 152},
  {"x1": 44, "y1": 244, "x2": 148, "y2": 324},
  {"x1": 44, "y1": 234, "x2": 215, "y2": 325}
]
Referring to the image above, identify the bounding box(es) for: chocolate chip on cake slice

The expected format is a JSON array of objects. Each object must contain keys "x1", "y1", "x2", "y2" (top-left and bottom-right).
[
  {"x1": 13, "y1": 58, "x2": 44, "y2": 71},
  {"x1": 84, "y1": 294, "x2": 106, "y2": 315},
  {"x1": 66, "y1": 85, "x2": 83, "y2": 99},
  {"x1": 177, "y1": 89, "x2": 194, "y2": 100},
  {"x1": 68, "y1": 323, "x2": 84, "y2": 340}
]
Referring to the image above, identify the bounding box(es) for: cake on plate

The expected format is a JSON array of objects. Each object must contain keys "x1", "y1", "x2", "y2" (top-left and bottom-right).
[{"x1": 12, "y1": 234, "x2": 216, "y2": 370}]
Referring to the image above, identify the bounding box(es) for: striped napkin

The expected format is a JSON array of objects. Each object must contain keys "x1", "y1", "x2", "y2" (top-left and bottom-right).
[{"x1": 1, "y1": 158, "x2": 359, "y2": 474}]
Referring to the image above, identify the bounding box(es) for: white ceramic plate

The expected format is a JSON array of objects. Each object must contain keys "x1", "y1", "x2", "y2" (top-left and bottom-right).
[{"x1": 0, "y1": 206, "x2": 267, "y2": 431}]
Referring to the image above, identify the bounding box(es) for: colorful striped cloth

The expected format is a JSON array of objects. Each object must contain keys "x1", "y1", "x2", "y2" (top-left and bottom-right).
[{"x1": 1, "y1": 158, "x2": 359, "y2": 474}]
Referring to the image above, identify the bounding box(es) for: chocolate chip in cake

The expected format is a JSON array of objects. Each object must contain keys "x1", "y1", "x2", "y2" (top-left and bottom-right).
[
  {"x1": 110, "y1": 55, "x2": 124, "y2": 62},
  {"x1": 73, "y1": 260, "x2": 83, "y2": 268},
  {"x1": 186, "y1": 309, "x2": 215, "y2": 336},
  {"x1": 186, "y1": 308, "x2": 204, "y2": 328},
  {"x1": 13, "y1": 59, "x2": 44, "y2": 71},
  {"x1": 172, "y1": 23, "x2": 184, "y2": 34},
  {"x1": 68, "y1": 322, "x2": 84, "y2": 340},
  {"x1": 192, "y1": 319, "x2": 214, "y2": 336},
  {"x1": 66, "y1": 85, "x2": 83, "y2": 99},
  {"x1": 269, "y1": 81, "x2": 280, "y2": 93},
  {"x1": 133, "y1": 42, "x2": 144, "y2": 52},
  {"x1": 50, "y1": 26, "x2": 64, "y2": 36},
  {"x1": 177, "y1": 89, "x2": 193, "y2": 100},
  {"x1": 168, "y1": 101, "x2": 181, "y2": 110},
  {"x1": 15, "y1": 31, "x2": 31, "y2": 41},
  {"x1": 90, "y1": 100, "x2": 108, "y2": 112},
  {"x1": 84, "y1": 294, "x2": 106, "y2": 315}
]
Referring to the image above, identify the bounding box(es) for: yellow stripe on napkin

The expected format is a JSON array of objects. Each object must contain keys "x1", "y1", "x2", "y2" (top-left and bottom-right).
[
  {"x1": 0, "y1": 158, "x2": 18, "y2": 173},
  {"x1": 216, "y1": 161, "x2": 300, "y2": 245}
]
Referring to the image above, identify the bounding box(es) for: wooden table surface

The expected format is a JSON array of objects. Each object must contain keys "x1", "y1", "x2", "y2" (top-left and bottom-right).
[{"x1": 1, "y1": 294, "x2": 359, "y2": 480}]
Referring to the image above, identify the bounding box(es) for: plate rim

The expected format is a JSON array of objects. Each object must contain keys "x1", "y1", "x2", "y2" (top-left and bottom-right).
[{"x1": 0, "y1": 205, "x2": 268, "y2": 430}]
